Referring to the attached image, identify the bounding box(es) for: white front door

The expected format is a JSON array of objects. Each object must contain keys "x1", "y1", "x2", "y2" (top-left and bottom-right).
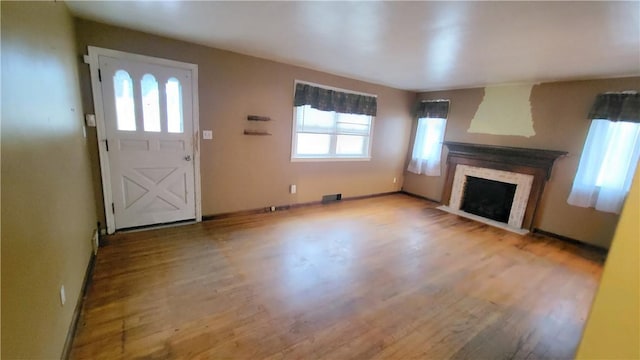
[{"x1": 98, "y1": 54, "x2": 197, "y2": 230}]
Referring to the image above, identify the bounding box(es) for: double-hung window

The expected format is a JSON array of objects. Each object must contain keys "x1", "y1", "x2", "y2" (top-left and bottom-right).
[
  {"x1": 568, "y1": 92, "x2": 640, "y2": 213},
  {"x1": 292, "y1": 82, "x2": 376, "y2": 161},
  {"x1": 407, "y1": 100, "x2": 450, "y2": 176}
]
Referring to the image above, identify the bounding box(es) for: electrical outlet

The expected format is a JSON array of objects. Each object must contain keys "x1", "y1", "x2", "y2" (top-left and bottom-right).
[
  {"x1": 290, "y1": 184, "x2": 297, "y2": 194},
  {"x1": 85, "y1": 114, "x2": 96, "y2": 127},
  {"x1": 60, "y1": 285, "x2": 66, "y2": 306},
  {"x1": 92, "y1": 229, "x2": 99, "y2": 255},
  {"x1": 393, "y1": 177, "x2": 397, "y2": 183},
  {"x1": 202, "y1": 130, "x2": 213, "y2": 140}
]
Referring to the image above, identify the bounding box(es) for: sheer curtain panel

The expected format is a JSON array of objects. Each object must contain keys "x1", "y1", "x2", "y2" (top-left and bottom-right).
[
  {"x1": 408, "y1": 117, "x2": 447, "y2": 175},
  {"x1": 407, "y1": 100, "x2": 450, "y2": 176},
  {"x1": 568, "y1": 92, "x2": 640, "y2": 213}
]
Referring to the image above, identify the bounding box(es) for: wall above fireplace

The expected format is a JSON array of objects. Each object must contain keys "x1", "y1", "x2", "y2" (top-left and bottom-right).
[{"x1": 441, "y1": 142, "x2": 567, "y2": 231}]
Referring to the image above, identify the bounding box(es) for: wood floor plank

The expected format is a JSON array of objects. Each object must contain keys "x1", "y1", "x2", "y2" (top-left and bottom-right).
[{"x1": 70, "y1": 194, "x2": 604, "y2": 359}]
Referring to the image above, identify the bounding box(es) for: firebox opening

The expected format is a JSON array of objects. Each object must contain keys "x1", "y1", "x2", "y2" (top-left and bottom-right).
[{"x1": 460, "y1": 176, "x2": 517, "y2": 224}]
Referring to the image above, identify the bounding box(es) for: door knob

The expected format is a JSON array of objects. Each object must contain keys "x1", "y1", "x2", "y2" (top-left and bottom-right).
[{"x1": 184, "y1": 155, "x2": 192, "y2": 161}]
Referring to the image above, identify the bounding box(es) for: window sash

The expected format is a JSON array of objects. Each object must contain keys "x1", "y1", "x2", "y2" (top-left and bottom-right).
[{"x1": 292, "y1": 105, "x2": 373, "y2": 160}]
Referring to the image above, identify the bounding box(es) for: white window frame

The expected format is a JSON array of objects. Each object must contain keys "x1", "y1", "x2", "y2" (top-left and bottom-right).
[{"x1": 290, "y1": 80, "x2": 375, "y2": 162}]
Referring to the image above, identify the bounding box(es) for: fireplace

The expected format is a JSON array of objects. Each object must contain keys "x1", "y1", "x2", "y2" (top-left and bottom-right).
[
  {"x1": 438, "y1": 142, "x2": 567, "y2": 233},
  {"x1": 461, "y1": 176, "x2": 516, "y2": 223}
]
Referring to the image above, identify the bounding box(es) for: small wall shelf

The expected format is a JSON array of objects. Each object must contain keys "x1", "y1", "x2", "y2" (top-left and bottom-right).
[
  {"x1": 245, "y1": 115, "x2": 272, "y2": 136},
  {"x1": 244, "y1": 129, "x2": 272, "y2": 136},
  {"x1": 247, "y1": 115, "x2": 271, "y2": 121}
]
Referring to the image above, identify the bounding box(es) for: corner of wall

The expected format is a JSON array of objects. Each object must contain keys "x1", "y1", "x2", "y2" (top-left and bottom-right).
[{"x1": 1, "y1": 1, "x2": 98, "y2": 358}]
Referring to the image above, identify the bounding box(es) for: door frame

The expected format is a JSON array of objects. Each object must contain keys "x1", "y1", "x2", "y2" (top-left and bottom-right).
[{"x1": 85, "y1": 46, "x2": 202, "y2": 234}]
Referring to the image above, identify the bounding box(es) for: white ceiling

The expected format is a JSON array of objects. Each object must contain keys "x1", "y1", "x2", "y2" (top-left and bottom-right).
[{"x1": 66, "y1": 1, "x2": 640, "y2": 92}]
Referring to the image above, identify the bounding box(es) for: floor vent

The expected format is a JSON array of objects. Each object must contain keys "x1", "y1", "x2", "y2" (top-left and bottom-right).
[{"x1": 322, "y1": 193, "x2": 342, "y2": 203}]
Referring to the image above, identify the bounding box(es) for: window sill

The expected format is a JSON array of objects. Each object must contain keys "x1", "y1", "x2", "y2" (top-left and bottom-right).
[{"x1": 291, "y1": 157, "x2": 371, "y2": 163}]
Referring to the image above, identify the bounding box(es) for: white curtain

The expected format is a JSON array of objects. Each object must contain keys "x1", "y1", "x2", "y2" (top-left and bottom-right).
[
  {"x1": 407, "y1": 117, "x2": 447, "y2": 176},
  {"x1": 568, "y1": 119, "x2": 640, "y2": 213}
]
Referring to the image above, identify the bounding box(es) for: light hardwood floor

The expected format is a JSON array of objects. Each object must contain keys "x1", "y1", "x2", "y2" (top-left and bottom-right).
[{"x1": 70, "y1": 194, "x2": 604, "y2": 359}]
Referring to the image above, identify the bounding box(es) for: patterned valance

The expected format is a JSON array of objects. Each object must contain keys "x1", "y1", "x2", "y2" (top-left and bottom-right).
[
  {"x1": 588, "y1": 91, "x2": 640, "y2": 123},
  {"x1": 294, "y1": 83, "x2": 377, "y2": 116},
  {"x1": 416, "y1": 99, "x2": 450, "y2": 119}
]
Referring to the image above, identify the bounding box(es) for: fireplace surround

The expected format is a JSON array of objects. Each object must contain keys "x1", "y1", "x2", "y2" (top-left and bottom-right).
[{"x1": 439, "y1": 142, "x2": 567, "y2": 232}]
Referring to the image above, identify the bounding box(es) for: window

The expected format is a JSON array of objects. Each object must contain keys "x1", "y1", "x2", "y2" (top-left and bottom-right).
[
  {"x1": 568, "y1": 119, "x2": 640, "y2": 213},
  {"x1": 141, "y1": 74, "x2": 160, "y2": 132},
  {"x1": 292, "y1": 105, "x2": 372, "y2": 159},
  {"x1": 113, "y1": 70, "x2": 135, "y2": 131},
  {"x1": 407, "y1": 100, "x2": 450, "y2": 176},
  {"x1": 567, "y1": 92, "x2": 640, "y2": 213},
  {"x1": 407, "y1": 117, "x2": 447, "y2": 176},
  {"x1": 166, "y1": 77, "x2": 183, "y2": 133},
  {"x1": 291, "y1": 82, "x2": 376, "y2": 160}
]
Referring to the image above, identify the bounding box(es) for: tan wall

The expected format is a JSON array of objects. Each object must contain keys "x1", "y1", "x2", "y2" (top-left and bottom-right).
[
  {"x1": 74, "y1": 19, "x2": 414, "y2": 224},
  {"x1": 1, "y1": 2, "x2": 97, "y2": 358},
  {"x1": 575, "y1": 165, "x2": 640, "y2": 359},
  {"x1": 403, "y1": 77, "x2": 640, "y2": 248}
]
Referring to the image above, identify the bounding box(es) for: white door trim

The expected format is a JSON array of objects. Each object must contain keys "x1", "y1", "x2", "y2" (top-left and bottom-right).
[{"x1": 85, "y1": 46, "x2": 201, "y2": 234}]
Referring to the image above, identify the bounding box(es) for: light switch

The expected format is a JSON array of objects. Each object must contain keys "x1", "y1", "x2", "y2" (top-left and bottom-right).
[
  {"x1": 202, "y1": 130, "x2": 213, "y2": 140},
  {"x1": 85, "y1": 114, "x2": 96, "y2": 127}
]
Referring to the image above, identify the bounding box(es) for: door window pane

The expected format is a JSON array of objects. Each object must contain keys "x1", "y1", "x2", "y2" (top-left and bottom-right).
[
  {"x1": 113, "y1": 70, "x2": 135, "y2": 131},
  {"x1": 141, "y1": 74, "x2": 160, "y2": 132},
  {"x1": 166, "y1": 78, "x2": 183, "y2": 133},
  {"x1": 336, "y1": 135, "x2": 365, "y2": 155},
  {"x1": 296, "y1": 133, "x2": 331, "y2": 155}
]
